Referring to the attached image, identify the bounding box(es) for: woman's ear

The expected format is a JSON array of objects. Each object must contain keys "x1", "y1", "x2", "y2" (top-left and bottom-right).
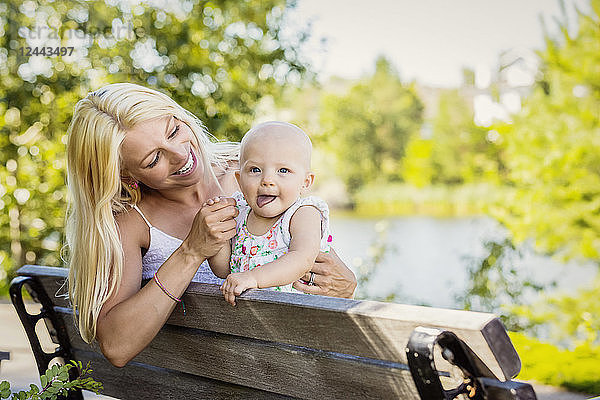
[
  {"x1": 121, "y1": 170, "x2": 134, "y2": 184},
  {"x1": 121, "y1": 170, "x2": 139, "y2": 187}
]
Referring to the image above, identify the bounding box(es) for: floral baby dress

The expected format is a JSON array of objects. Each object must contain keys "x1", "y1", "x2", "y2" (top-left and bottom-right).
[{"x1": 229, "y1": 191, "x2": 333, "y2": 292}]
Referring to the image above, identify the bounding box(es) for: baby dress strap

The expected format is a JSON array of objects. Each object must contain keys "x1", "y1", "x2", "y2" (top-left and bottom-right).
[
  {"x1": 231, "y1": 191, "x2": 251, "y2": 228},
  {"x1": 280, "y1": 196, "x2": 332, "y2": 251}
]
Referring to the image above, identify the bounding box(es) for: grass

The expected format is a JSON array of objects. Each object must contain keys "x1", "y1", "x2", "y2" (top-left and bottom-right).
[
  {"x1": 509, "y1": 332, "x2": 600, "y2": 395},
  {"x1": 351, "y1": 182, "x2": 515, "y2": 217}
]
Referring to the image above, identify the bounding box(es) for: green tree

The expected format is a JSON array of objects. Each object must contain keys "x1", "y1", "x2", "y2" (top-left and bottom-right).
[
  {"x1": 0, "y1": 0, "x2": 310, "y2": 295},
  {"x1": 319, "y1": 57, "x2": 423, "y2": 195},
  {"x1": 73, "y1": 0, "x2": 309, "y2": 141},
  {"x1": 430, "y1": 89, "x2": 502, "y2": 185},
  {"x1": 401, "y1": 136, "x2": 433, "y2": 187},
  {"x1": 492, "y1": 0, "x2": 600, "y2": 261},
  {"x1": 487, "y1": 0, "x2": 600, "y2": 348}
]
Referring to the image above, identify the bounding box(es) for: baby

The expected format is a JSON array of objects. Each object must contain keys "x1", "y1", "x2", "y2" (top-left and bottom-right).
[{"x1": 208, "y1": 121, "x2": 332, "y2": 305}]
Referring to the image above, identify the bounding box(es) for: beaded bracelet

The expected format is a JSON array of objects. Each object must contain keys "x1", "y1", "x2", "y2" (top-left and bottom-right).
[{"x1": 153, "y1": 272, "x2": 186, "y2": 315}]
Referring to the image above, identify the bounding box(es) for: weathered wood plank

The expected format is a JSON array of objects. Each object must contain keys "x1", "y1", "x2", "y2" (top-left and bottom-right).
[
  {"x1": 73, "y1": 349, "x2": 293, "y2": 400},
  {"x1": 17, "y1": 265, "x2": 521, "y2": 380},
  {"x1": 59, "y1": 309, "x2": 419, "y2": 399},
  {"x1": 175, "y1": 283, "x2": 519, "y2": 380}
]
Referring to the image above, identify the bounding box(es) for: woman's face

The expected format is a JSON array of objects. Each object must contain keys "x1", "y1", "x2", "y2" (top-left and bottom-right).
[{"x1": 120, "y1": 115, "x2": 204, "y2": 190}]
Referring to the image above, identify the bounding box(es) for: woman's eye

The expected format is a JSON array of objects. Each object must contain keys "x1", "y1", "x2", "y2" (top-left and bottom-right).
[
  {"x1": 147, "y1": 153, "x2": 160, "y2": 168},
  {"x1": 168, "y1": 125, "x2": 180, "y2": 139},
  {"x1": 278, "y1": 168, "x2": 289, "y2": 173}
]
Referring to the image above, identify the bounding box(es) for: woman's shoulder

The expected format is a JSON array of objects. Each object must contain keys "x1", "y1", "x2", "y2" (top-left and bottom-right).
[{"x1": 115, "y1": 204, "x2": 150, "y2": 249}]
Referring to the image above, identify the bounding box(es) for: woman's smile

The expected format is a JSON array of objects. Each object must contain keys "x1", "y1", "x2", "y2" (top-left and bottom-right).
[{"x1": 172, "y1": 148, "x2": 196, "y2": 176}]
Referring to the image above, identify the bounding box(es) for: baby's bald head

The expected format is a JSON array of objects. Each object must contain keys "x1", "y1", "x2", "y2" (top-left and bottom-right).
[{"x1": 240, "y1": 121, "x2": 312, "y2": 169}]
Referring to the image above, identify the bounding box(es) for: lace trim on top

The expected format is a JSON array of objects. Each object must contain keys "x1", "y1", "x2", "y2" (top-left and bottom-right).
[{"x1": 130, "y1": 205, "x2": 223, "y2": 284}]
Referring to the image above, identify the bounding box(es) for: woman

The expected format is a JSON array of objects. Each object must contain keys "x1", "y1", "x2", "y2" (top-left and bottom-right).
[{"x1": 65, "y1": 83, "x2": 356, "y2": 367}]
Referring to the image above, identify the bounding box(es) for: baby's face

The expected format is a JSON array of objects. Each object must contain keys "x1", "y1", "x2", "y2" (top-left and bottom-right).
[{"x1": 237, "y1": 128, "x2": 313, "y2": 219}]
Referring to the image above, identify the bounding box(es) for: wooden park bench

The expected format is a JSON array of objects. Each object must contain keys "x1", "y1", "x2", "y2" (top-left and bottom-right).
[{"x1": 10, "y1": 265, "x2": 537, "y2": 399}]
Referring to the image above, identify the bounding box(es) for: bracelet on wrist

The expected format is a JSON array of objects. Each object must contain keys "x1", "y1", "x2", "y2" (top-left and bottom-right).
[{"x1": 153, "y1": 271, "x2": 186, "y2": 315}]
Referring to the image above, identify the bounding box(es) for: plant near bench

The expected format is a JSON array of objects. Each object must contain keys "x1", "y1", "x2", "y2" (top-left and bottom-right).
[{"x1": 0, "y1": 361, "x2": 102, "y2": 400}]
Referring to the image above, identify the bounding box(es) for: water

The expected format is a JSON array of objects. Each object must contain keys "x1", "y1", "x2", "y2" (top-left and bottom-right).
[{"x1": 330, "y1": 215, "x2": 597, "y2": 309}]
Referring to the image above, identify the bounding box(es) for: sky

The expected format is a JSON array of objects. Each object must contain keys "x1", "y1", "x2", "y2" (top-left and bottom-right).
[{"x1": 288, "y1": 0, "x2": 589, "y2": 87}]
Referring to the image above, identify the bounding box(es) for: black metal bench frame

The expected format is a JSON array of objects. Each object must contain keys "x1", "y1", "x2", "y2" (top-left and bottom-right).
[{"x1": 10, "y1": 268, "x2": 537, "y2": 399}]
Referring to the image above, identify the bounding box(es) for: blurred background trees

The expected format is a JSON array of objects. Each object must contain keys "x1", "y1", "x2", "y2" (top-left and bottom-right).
[
  {"x1": 429, "y1": 89, "x2": 502, "y2": 185},
  {"x1": 491, "y1": 1, "x2": 600, "y2": 263},
  {"x1": 319, "y1": 57, "x2": 423, "y2": 195}
]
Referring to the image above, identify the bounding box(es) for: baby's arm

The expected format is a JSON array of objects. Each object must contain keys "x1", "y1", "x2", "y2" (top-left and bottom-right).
[
  {"x1": 208, "y1": 245, "x2": 231, "y2": 279},
  {"x1": 220, "y1": 206, "x2": 321, "y2": 305},
  {"x1": 203, "y1": 196, "x2": 232, "y2": 279}
]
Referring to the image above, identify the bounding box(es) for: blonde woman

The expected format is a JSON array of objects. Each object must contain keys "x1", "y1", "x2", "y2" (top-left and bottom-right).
[{"x1": 65, "y1": 83, "x2": 356, "y2": 367}]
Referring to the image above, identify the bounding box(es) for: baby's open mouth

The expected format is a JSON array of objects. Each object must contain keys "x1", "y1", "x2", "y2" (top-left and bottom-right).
[{"x1": 256, "y1": 195, "x2": 276, "y2": 208}]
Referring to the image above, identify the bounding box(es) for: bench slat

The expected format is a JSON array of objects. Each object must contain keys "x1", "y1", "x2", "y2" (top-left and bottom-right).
[
  {"x1": 176, "y1": 283, "x2": 519, "y2": 380},
  {"x1": 59, "y1": 309, "x2": 420, "y2": 399},
  {"x1": 16, "y1": 265, "x2": 521, "y2": 381},
  {"x1": 73, "y1": 349, "x2": 292, "y2": 399}
]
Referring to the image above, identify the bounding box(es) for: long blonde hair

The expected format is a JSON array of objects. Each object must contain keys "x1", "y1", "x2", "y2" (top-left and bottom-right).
[{"x1": 65, "y1": 83, "x2": 238, "y2": 343}]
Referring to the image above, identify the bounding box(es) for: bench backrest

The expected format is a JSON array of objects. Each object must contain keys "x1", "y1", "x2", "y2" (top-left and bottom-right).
[{"x1": 12, "y1": 265, "x2": 529, "y2": 399}]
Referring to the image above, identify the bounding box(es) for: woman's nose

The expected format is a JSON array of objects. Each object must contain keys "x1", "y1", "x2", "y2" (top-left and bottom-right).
[{"x1": 169, "y1": 145, "x2": 189, "y2": 164}]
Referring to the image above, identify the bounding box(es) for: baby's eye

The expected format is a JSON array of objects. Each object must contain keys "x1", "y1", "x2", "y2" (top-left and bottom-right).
[
  {"x1": 278, "y1": 168, "x2": 289, "y2": 173},
  {"x1": 250, "y1": 167, "x2": 261, "y2": 173}
]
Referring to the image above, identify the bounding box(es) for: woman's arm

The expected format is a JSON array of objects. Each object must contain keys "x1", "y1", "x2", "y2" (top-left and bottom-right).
[
  {"x1": 293, "y1": 248, "x2": 358, "y2": 298},
  {"x1": 96, "y1": 199, "x2": 237, "y2": 367},
  {"x1": 220, "y1": 206, "x2": 321, "y2": 306}
]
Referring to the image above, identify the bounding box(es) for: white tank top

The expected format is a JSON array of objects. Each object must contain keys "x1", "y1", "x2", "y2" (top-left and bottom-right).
[{"x1": 131, "y1": 204, "x2": 224, "y2": 284}]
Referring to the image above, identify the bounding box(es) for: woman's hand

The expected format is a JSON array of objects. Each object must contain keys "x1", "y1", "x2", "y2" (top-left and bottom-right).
[
  {"x1": 183, "y1": 196, "x2": 238, "y2": 260},
  {"x1": 293, "y1": 248, "x2": 357, "y2": 298}
]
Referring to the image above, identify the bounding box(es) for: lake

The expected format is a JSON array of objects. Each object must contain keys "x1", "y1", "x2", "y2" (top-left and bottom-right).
[{"x1": 330, "y1": 215, "x2": 597, "y2": 309}]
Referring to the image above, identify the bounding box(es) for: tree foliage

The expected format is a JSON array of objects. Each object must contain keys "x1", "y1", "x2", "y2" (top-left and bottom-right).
[
  {"x1": 319, "y1": 57, "x2": 423, "y2": 195},
  {"x1": 491, "y1": 0, "x2": 600, "y2": 261},
  {"x1": 401, "y1": 136, "x2": 433, "y2": 188},
  {"x1": 0, "y1": 0, "x2": 310, "y2": 294},
  {"x1": 430, "y1": 90, "x2": 502, "y2": 184},
  {"x1": 402, "y1": 89, "x2": 503, "y2": 187}
]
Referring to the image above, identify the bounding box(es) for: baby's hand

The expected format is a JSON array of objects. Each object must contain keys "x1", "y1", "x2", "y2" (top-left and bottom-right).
[{"x1": 220, "y1": 271, "x2": 258, "y2": 306}]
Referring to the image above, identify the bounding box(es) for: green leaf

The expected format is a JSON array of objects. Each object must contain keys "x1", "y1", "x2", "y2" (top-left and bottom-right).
[
  {"x1": 0, "y1": 382, "x2": 8, "y2": 391},
  {"x1": 57, "y1": 371, "x2": 68, "y2": 382},
  {"x1": 40, "y1": 375, "x2": 48, "y2": 387}
]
